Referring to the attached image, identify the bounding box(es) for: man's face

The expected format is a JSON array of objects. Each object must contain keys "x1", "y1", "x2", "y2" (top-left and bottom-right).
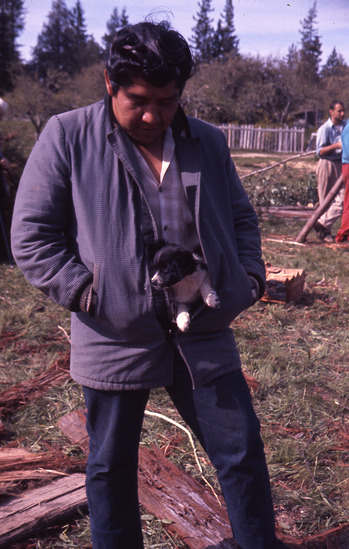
[
  {"x1": 105, "y1": 72, "x2": 180, "y2": 147},
  {"x1": 330, "y1": 103, "x2": 345, "y2": 125}
]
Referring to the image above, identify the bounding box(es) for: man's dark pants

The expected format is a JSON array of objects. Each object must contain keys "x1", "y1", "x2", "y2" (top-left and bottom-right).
[{"x1": 83, "y1": 350, "x2": 276, "y2": 549}]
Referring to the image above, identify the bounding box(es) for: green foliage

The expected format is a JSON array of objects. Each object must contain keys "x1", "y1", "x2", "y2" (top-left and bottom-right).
[
  {"x1": 0, "y1": 0, "x2": 25, "y2": 93},
  {"x1": 297, "y1": 1, "x2": 322, "y2": 84},
  {"x1": 190, "y1": 0, "x2": 239, "y2": 64},
  {"x1": 321, "y1": 47, "x2": 348, "y2": 78},
  {"x1": 190, "y1": 0, "x2": 215, "y2": 63},
  {"x1": 243, "y1": 170, "x2": 318, "y2": 208},
  {"x1": 183, "y1": 54, "x2": 304, "y2": 124},
  {"x1": 101, "y1": 6, "x2": 129, "y2": 53},
  {"x1": 212, "y1": 0, "x2": 239, "y2": 60},
  {"x1": 31, "y1": 0, "x2": 102, "y2": 79},
  {"x1": 233, "y1": 153, "x2": 319, "y2": 212},
  {"x1": 9, "y1": 62, "x2": 105, "y2": 136}
]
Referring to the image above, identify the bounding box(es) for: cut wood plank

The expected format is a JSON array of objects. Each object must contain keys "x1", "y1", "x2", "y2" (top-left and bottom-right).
[
  {"x1": 262, "y1": 265, "x2": 306, "y2": 303},
  {"x1": 138, "y1": 443, "x2": 237, "y2": 549},
  {"x1": 58, "y1": 408, "x2": 89, "y2": 453},
  {"x1": 0, "y1": 473, "x2": 87, "y2": 547}
]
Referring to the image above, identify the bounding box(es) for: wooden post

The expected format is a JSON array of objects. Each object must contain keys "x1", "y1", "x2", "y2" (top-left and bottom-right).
[
  {"x1": 0, "y1": 474, "x2": 87, "y2": 547},
  {"x1": 295, "y1": 174, "x2": 344, "y2": 243}
]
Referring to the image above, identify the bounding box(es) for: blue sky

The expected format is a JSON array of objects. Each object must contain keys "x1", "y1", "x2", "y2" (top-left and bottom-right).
[{"x1": 20, "y1": 0, "x2": 349, "y2": 65}]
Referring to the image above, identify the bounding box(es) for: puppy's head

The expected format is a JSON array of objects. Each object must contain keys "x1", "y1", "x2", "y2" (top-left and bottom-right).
[{"x1": 151, "y1": 244, "x2": 198, "y2": 289}]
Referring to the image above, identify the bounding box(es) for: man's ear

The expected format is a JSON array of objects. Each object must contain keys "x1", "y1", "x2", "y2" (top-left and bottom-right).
[{"x1": 104, "y1": 69, "x2": 113, "y2": 96}]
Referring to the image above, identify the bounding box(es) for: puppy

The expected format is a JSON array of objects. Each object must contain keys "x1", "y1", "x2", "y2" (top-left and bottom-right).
[{"x1": 149, "y1": 241, "x2": 220, "y2": 332}]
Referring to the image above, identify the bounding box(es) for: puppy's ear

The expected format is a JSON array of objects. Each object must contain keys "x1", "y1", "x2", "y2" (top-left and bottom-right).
[{"x1": 146, "y1": 240, "x2": 167, "y2": 261}]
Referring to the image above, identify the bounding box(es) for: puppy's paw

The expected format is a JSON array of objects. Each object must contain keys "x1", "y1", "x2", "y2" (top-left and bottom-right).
[
  {"x1": 205, "y1": 291, "x2": 220, "y2": 309},
  {"x1": 176, "y1": 312, "x2": 191, "y2": 332}
]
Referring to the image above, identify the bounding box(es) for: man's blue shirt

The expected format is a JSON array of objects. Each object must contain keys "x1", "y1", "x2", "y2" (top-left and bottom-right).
[{"x1": 316, "y1": 117, "x2": 346, "y2": 160}]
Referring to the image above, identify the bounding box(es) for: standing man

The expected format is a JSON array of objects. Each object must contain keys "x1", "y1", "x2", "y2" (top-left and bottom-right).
[
  {"x1": 11, "y1": 22, "x2": 291, "y2": 549},
  {"x1": 314, "y1": 100, "x2": 346, "y2": 242}
]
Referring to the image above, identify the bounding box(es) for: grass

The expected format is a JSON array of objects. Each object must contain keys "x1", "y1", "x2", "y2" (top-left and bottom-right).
[{"x1": 1, "y1": 152, "x2": 348, "y2": 547}]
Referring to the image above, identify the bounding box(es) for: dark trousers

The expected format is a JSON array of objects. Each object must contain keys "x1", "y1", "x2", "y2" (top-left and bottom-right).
[{"x1": 83, "y1": 352, "x2": 276, "y2": 549}]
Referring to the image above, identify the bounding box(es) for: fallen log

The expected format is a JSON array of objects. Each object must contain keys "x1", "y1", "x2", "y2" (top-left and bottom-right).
[
  {"x1": 296, "y1": 174, "x2": 344, "y2": 242},
  {"x1": 0, "y1": 473, "x2": 87, "y2": 547},
  {"x1": 0, "y1": 469, "x2": 68, "y2": 499},
  {"x1": 58, "y1": 410, "x2": 307, "y2": 549},
  {"x1": 0, "y1": 446, "x2": 84, "y2": 473},
  {"x1": 139, "y1": 444, "x2": 238, "y2": 549},
  {"x1": 258, "y1": 206, "x2": 315, "y2": 219},
  {"x1": 58, "y1": 409, "x2": 238, "y2": 548},
  {"x1": 0, "y1": 468, "x2": 67, "y2": 483},
  {"x1": 5, "y1": 408, "x2": 346, "y2": 548},
  {"x1": 0, "y1": 447, "x2": 46, "y2": 471},
  {"x1": 0, "y1": 446, "x2": 86, "y2": 496},
  {"x1": 240, "y1": 150, "x2": 316, "y2": 180}
]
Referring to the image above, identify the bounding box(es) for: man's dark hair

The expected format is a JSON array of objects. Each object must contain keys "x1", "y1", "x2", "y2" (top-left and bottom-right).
[
  {"x1": 105, "y1": 21, "x2": 196, "y2": 94},
  {"x1": 329, "y1": 99, "x2": 344, "y2": 111}
]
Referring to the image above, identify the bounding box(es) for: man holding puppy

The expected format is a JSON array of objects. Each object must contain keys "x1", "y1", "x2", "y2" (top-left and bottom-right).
[{"x1": 12, "y1": 21, "x2": 289, "y2": 549}]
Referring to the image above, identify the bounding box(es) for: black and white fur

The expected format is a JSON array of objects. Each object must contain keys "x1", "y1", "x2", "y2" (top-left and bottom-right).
[{"x1": 148, "y1": 241, "x2": 220, "y2": 332}]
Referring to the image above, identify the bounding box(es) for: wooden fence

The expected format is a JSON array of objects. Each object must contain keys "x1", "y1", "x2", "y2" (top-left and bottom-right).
[{"x1": 218, "y1": 124, "x2": 306, "y2": 153}]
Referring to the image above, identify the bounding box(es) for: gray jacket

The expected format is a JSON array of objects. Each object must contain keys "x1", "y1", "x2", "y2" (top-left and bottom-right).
[{"x1": 11, "y1": 98, "x2": 265, "y2": 390}]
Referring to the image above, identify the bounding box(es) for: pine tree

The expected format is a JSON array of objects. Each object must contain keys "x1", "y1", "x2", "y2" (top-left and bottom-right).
[
  {"x1": 298, "y1": 1, "x2": 322, "y2": 82},
  {"x1": 70, "y1": 0, "x2": 88, "y2": 51},
  {"x1": 102, "y1": 7, "x2": 129, "y2": 52},
  {"x1": 0, "y1": 0, "x2": 25, "y2": 93},
  {"x1": 286, "y1": 43, "x2": 299, "y2": 71},
  {"x1": 321, "y1": 47, "x2": 347, "y2": 78},
  {"x1": 190, "y1": 0, "x2": 215, "y2": 63},
  {"x1": 32, "y1": 0, "x2": 100, "y2": 78},
  {"x1": 33, "y1": 0, "x2": 74, "y2": 76},
  {"x1": 213, "y1": 0, "x2": 239, "y2": 60},
  {"x1": 69, "y1": 1, "x2": 101, "y2": 68}
]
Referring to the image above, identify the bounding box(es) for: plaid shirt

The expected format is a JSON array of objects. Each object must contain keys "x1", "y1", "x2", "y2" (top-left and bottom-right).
[{"x1": 133, "y1": 127, "x2": 199, "y2": 249}]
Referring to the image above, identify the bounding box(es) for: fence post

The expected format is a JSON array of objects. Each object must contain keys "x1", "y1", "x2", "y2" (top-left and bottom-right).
[{"x1": 219, "y1": 124, "x2": 305, "y2": 152}]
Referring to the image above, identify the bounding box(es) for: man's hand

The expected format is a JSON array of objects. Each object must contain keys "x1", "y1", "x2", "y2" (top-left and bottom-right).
[{"x1": 319, "y1": 141, "x2": 342, "y2": 156}]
